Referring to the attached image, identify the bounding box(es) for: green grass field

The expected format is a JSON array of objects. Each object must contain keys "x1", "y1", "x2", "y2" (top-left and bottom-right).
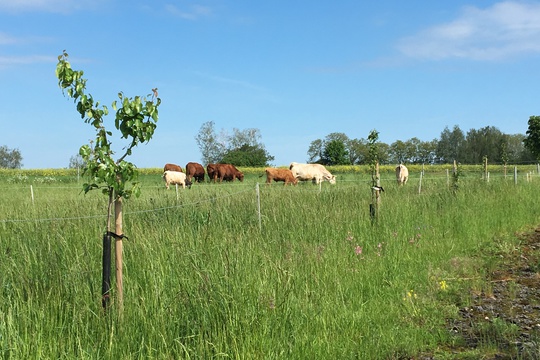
[{"x1": 1, "y1": 166, "x2": 539, "y2": 358}]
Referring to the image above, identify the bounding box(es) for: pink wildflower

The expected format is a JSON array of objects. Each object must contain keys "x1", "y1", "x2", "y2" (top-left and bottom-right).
[{"x1": 354, "y1": 246, "x2": 363, "y2": 255}]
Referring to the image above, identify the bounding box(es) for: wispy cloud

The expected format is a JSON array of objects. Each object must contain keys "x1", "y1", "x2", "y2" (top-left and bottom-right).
[
  {"x1": 0, "y1": 0, "x2": 101, "y2": 14},
  {"x1": 0, "y1": 32, "x2": 19, "y2": 45},
  {"x1": 397, "y1": 1, "x2": 540, "y2": 61},
  {"x1": 165, "y1": 3, "x2": 213, "y2": 20},
  {"x1": 0, "y1": 55, "x2": 56, "y2": 69}
]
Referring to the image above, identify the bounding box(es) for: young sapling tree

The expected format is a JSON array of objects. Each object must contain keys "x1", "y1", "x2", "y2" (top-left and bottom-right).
[{"x1": 55, "y1": 50, "x2": 161, "y2": 312}]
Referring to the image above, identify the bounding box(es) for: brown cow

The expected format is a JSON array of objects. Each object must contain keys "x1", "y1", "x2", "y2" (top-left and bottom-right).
[
  {"x1": 164, "y1": 163, "x2": 182, "y2": 173},
  {"x1": 212, "y1": 164, "x2": 244, "y2": 183},
  {"x1": 265, "y1": 168, "x2": 298, "y2": 186},
  {"x1": 185, "y1": 162, "x2": 205, "y2": 183},
  {"x1": 206, "y1": 163, "x2": 217, "y2": 183}
]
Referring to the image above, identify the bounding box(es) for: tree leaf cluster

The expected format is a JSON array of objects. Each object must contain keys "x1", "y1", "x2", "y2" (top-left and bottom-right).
[{"x1": 56, "y1": 50, "x2": 161, "y2": 199}]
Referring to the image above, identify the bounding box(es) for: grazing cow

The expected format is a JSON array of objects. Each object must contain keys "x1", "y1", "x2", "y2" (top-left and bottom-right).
[
  {"x1": 164, "y1": 163, "x2": 183, "y2": 173},
  {"x1": 264, "y1": 168, "x2": 298, "y2": 186},
  {"x1": 212, "y1": 164, "x2": 244, "y2": 183},
  {"x1": 206, "y1": 163, "x2": 218, "y2": 182},
  {"x1": 289, "y1": 162, "x2": 336, "y2": 185},
  {"x1": 185, "y1": 162, "x2": 205, "y2": 183},
  {"x1": 163, "y1": 170, "x2": 192, "y2": 189},
  {"x1": 396, "y1": 164, "x2": 409, "y2": 185}
]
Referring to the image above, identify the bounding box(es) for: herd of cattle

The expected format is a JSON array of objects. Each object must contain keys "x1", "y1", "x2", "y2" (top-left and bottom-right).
[{"x1": 162, "y1": 162, "x2": 409, "y2": 189}]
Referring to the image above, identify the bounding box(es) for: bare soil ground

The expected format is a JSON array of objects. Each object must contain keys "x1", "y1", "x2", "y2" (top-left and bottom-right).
[{"x1": 418, "y1": 228, "x2": 540, "y2": 359}]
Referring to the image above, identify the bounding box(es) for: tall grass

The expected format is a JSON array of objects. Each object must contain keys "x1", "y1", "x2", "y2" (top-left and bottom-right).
[{"x1": 1, "y1": 171, "x2": 540, "y2": 358}]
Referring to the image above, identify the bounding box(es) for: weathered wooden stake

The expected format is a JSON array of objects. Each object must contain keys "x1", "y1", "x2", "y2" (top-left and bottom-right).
[{"x1": 483, "y1": 156, "x2": 488, "y2": 181}]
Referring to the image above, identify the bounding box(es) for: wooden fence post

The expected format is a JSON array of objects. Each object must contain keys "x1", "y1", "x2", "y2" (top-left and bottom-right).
[
  {"x1": 483, "y1": 156, "x2": 488, "y2": 181},
  {"x1": 256, "y1": 183, "x2": 261, "y2": 231}
]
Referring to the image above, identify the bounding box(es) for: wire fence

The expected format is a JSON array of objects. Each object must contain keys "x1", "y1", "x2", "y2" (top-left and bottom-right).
[{"x1": 0, "y1": 165, "x2": 538, "y2": 224}]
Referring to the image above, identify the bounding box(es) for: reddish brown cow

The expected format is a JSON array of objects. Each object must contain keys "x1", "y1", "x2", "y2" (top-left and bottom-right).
[
  {"x1": 185, "y1": 162, "x2": 205, "y2": 183},
  {"x1": 265, "y1": 168, "x2": 298, "y2": 186},
  {"x1": 164, "y1": 163, "x2": 182, "y2": 173},
  {"x1": 206, "y1": 163, "x2": 218, "y2": 182},
  {"x1": 213, "y1": 164, "x2": 244, "y2": 183}
]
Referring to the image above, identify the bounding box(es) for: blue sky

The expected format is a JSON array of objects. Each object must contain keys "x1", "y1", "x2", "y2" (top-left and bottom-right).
[{"x1": 1, "y1": 1, "x2": 539, "y2": 169}]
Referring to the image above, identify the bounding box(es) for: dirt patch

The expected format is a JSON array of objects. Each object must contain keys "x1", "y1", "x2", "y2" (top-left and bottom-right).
[{"x1": 421, "y1": 228, "x2": 540, "y2": 359}]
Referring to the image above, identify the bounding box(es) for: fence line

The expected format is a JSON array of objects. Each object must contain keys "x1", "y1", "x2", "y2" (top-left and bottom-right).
[
  {"x1": 0, "y1": 188, "x2": 254, "y2": 224},
  {"x1": 1, "y1": 168, "x2": 537, "y2": 224}
]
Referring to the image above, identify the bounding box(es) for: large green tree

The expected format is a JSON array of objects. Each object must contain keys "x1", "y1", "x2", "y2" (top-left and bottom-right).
[
  {"x1": 463, "y1": 126, "x2": 505, "y2": 164},
  {"x1": 0, "y1": 145, "x2": 22, "y2": 169},
  {"x1": 321, "y1": 139, "x2": 349, "y2": 165},
  {"x1": 524, "y1": 115, "x2": 540, "y2": 160},
  {"x1": 195, "y1": 121, "x2": 273, "y2": 166},
  {"x1": 416, "y1": 139, "x2": 438, "y2": 165},
  {"x1": 436, "y1": 125, "x2": 465, "y2": 163},
  {"x1": 307, "y1": 132, "x2": 351, "y2": 164},
  {"x1": 347, "y1": 138, "x2": 369, "y2": 164},
  {"x1": 221, "y1": 144, "x2": 274, "y2": 166},
  {"x1": 388, "y1": 140, "x2": 408, "y2": 164}
]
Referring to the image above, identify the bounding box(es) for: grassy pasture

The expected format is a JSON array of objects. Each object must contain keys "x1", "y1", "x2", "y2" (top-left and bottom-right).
[{"x1": 1, "y1": 166, "x2": 540, "y2": 359}]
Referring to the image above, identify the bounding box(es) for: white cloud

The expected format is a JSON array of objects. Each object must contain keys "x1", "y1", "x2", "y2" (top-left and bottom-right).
[{"x1": 397, "y1": 1, "x2": 540, "y2": 61}]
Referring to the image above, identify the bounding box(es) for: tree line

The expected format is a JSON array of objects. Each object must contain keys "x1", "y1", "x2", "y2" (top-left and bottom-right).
[
  {"x1": 195, "y1": 121, "x2": 535, "y2": 167},
  {"x1": 2, "y1": 118, "x2": 539, "y2": 170},
  {"x1": 308, "y1": 125, "x2": 534, "y2": 166}
]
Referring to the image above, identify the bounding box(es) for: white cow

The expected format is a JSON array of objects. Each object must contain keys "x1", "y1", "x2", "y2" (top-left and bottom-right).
[
  {"x1": 396, "y1": 164, "x2": 409, "y2": 185},
  {"x1": 289, "y1": 162, "x2": 336, "y2": 185},
  {"x1": 163, "y1": 170, "x2": 191, "y2": 189}
]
